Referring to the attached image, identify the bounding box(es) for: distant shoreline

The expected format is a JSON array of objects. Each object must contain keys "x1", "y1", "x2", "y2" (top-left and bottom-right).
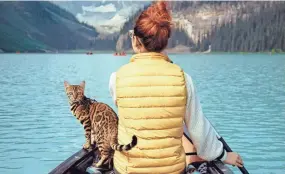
[
  {"x1": 1, "y1": 44, "x2": 284, "y2": 54},
  {"x1": 0, "y1": 51, "x2": 283, "y2": 55},
  {"x1": 0, "y1": 48, "x2": 284, "y2": 55}
]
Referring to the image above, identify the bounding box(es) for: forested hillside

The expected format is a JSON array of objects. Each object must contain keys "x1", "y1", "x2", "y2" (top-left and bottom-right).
[
  {"x1": 0, "y1": 1, "x2": 99, "y2": 52},
  {"x1": 117, "y1": 1, "x2": 285, "y2": 52},
  {"x1": 201, "y1": 2, "x2": 285, "y2": 52}
]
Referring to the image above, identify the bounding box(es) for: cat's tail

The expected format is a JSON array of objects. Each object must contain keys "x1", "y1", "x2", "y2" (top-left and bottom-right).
[{"x1": 111, "y1": 135, "x2": 137, "y2": 151}]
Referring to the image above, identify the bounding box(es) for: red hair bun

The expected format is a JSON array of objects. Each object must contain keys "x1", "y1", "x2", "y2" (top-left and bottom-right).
[{"x1": 134, "y1": 1, "x2": 172, "y2": 52}]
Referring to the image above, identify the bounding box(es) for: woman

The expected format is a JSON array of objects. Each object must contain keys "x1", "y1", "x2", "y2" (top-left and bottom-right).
[{"x1": 109, "y1": 2, "x2": 243, "y2": 174}]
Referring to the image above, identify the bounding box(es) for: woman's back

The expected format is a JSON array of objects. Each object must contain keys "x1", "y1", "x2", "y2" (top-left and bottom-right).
[{"x1": 114, "y1": 52, "x2": 187, "y2": 174}]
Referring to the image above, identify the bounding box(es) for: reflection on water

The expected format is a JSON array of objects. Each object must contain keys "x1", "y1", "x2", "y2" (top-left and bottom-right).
[{"x1": 0, "y1": 54, "x2": 284, "y2": 174}]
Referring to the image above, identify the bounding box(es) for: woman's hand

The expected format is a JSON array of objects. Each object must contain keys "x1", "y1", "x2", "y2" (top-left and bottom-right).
[{"x1": 223, "y1": 152, "x2": 243, "y2": 167}]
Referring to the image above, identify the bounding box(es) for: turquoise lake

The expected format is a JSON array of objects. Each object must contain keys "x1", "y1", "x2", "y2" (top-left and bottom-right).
[{"x1": 0, "y1": 54, "x2": 284, "y2": 174}]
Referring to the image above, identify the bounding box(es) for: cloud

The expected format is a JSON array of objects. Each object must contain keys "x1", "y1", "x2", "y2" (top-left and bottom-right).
[{"x1": 82, "y1": 3, "x2": 116, "y2": 13}]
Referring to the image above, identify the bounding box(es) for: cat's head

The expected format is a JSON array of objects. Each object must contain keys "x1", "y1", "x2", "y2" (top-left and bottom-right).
[{"x1": 64, "y1": 81, "x2": 85, "y2": 104}]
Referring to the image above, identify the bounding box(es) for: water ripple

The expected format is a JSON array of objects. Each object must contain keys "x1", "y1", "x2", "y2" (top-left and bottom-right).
[{"x1": 0, "y1": 54, "x2": 284, "y2": 174}]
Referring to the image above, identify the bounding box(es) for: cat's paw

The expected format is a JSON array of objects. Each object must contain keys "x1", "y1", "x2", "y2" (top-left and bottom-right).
[{"x1": 83, "y1": 142, "x2": 92, "y2": 150}]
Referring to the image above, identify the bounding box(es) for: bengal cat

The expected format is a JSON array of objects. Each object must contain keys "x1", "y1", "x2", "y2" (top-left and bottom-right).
[{"x1": 64, "y1": 81, "x2": 137, "y2": 168}]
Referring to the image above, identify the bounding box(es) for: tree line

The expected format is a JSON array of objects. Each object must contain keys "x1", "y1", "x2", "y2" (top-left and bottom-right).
[{"x1": 197, "y1": 2, "x2": 285, "y2": 52}]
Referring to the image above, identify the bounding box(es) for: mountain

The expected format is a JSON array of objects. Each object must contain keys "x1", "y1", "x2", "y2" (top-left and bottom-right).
[
  {"x1": 200, "y1": 2, "x2": 285, "y2": 52},
  {"x1": 0, "y1": 1, "x2": 99, "y2": 52},
  {"x1": 117, "y1": 1, "x2": 285, "y2": 52},
  {"x1": 0, "y1": 1, "x2": 284, "y2": 53},
  {"x1": 51, "y1": 1, "x2": 150, "y2": 34}
]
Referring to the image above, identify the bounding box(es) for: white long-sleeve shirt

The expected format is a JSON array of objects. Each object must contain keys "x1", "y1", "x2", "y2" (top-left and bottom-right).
[{"x1": 109, "y1": 72, "x2": 227, "y2": 162}]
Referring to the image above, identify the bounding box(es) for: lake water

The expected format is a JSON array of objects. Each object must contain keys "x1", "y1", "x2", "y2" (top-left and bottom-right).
[{"x1": 0, "y1": 53, "x2": 284, "y2": 174}]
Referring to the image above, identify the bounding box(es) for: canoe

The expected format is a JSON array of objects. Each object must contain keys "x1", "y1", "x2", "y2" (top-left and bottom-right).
[
  {"x1": 49, "y1": 133, "x2": 238, "y2": 174},
  {"x1": 49, "y1": 147, "x2": 235, "y2": 174},
  {"x1": 49, "y1": 147, "x2": 113, "y2": 174}
]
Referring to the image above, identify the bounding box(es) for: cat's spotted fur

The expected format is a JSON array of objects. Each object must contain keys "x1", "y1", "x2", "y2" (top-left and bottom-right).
[{"x1": 64, "y1": 81, "x2": 137, "y2": 168}]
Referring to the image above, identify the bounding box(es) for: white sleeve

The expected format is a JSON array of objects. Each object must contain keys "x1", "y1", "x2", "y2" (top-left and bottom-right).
[
  {"x1": 109, "y1": 72, "x2": 117, "y2": 104},
  {"x1": 184, "y1": 73, "x2": 227, "y2": 162}
]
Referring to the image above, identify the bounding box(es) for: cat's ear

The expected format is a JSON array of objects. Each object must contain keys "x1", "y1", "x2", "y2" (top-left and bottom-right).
[
  {"x1": 64, "y1": 81, "x2": 70, "y2": 88},
  {"x1": 80, "y1": 81, "x2": 85, "y2": 89}
]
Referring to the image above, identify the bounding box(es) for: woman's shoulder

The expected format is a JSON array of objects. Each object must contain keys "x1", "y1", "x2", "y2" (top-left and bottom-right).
[
  {"x1": 183, "y1": 72, "x2": 196, "y2": 91},
  {"x1": 109, "y1": 72, "x2": 116, "y2": 79},
  {"x1": 183, "y1": 72, "x2": 193, "y2": 82},
  {"x1": 109, "y1": 72, "x2": 116, "y2": 84}
]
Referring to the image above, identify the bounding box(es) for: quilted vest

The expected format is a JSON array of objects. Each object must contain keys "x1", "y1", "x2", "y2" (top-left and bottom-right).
[{"x1": 114, "y1": 52, "x2": 187, "y2": 174}]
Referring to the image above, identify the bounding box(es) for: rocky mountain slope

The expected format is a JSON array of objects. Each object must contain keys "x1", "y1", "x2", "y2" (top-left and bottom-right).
[
  {"x1": 201, "y1": 2, "x2": 285, "y2": 52},
  {"x1": 117, "y1": 1, "x2": 285, "y2": 52}
]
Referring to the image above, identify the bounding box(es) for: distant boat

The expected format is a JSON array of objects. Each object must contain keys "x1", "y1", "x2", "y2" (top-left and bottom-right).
[
  {"x1": 114, "y1": 51, "x2": 126, "y2": 56},
  {"x1": 86, "y1": 52, "x2": 93, "y2": 55}
]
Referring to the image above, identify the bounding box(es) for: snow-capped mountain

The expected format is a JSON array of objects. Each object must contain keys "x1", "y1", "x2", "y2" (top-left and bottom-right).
[{"x1": 51, "y1": 1, "x2": 151, "y2": 34}]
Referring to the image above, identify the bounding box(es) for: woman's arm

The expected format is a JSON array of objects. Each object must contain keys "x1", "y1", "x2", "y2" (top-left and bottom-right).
[
  {"x1": 184, "y1": 73, "x2": 227, "y2": 162},
  {"x1": 109, "y1": 72, "x2": 117, "y2": 106}
]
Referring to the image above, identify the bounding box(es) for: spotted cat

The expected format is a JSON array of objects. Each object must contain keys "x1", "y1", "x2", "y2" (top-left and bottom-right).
[{"x1": 64, "y1": 81, "x2": 137, "y2": 168}]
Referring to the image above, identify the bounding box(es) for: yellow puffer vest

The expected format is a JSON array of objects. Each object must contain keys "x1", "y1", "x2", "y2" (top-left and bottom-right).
[{"x1": 114, "y1": 52, "x2": 187, "y2": 174}]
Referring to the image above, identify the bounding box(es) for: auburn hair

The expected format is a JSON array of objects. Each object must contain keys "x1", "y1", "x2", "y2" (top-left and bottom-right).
[{"x1": 134, "y1": 1, "x2": 172, "y2": 52}]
